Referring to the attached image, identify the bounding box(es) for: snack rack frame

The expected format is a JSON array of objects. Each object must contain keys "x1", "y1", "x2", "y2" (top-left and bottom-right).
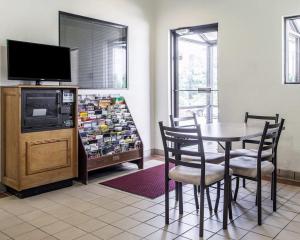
[{"x1": 77, "y1": 94, "x2": 143, "y2": 184}]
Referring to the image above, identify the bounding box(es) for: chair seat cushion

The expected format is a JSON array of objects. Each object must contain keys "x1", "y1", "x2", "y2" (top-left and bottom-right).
[
  {"x1": 222, "y1": 156, "x2": 274, "y2": 178},
  {"x1": 230, "y1": 149, "x2": 272, "y2": 159},
  {"x1": 169, "y1": 163, "x2": 232, "y2": 186},
  {"x1": 182, "y1": 152, "x2": 225, "y2": 164}
]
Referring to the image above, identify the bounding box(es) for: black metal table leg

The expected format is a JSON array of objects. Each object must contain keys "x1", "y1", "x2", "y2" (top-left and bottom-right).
[{"x1": 223, "y1": 141, "x2": 231, "y2": 229}]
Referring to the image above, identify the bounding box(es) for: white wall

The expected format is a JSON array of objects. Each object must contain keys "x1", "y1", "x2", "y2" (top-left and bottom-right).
[
  {"x1": 0, "y1": 0, "x2": 154, "y2": 161},
  {"x1": 1, "y1": 0, "x2": 300, "y2": 173},
  {"x1": 153, "y1": 0, "x2": 300, "y2": 172}
]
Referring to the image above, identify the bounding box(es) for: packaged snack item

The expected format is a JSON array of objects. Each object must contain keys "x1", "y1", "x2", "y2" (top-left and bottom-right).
[
  {"x1": 99, "y1": 99, "x2": 111, "y2": 108},
  {"x1": 115, "y1": 97, "x2": 125, "y2": 104},
  {"x1": 80, "y1": 112, "x2": 88, "y2": 118},
  {"x1": 99, "y1": 124, "x2": 109, "y2": 133}
]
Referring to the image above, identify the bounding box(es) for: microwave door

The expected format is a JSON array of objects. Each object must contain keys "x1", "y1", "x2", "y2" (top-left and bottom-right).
[{"x1": 22, "y1": 90, "x2": 61, "y2": 132}]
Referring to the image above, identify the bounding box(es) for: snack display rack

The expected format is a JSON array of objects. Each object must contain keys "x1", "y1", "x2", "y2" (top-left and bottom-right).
[{"x1": 77, "y1": 94, "x2": 143, "y2": 184}]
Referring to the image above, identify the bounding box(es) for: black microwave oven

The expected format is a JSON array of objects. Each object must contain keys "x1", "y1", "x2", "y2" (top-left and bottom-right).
[{"x1": 21, "y1": 88, "x2": 75, "y2": 133}]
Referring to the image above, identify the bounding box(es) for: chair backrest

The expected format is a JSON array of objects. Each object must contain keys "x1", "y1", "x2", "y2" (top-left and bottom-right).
[
  {"x1": 257, "y1": 119, "x2": 285, "y2": 161},
  {"x1": 159, "y1": 121, "x2": 206, "y2": 169},
  {"x1": 170, "y1": 113, "x2": 198, "y2": 128},
  {"x1": 244, "y1": 112, "x2": 279, "y2": 124},
  {"x1": 243, "y1": 112, "x2": 279, "y2": 147}
]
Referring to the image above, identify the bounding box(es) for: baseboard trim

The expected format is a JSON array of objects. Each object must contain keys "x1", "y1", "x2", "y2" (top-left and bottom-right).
[
  {"x1": 276, "y1": 169, "x2": 300, "y2": 184},
  {"x1": 0, "y1": 183, "x2": 6, "y2": 192},
  {"x1": 150, "y1": 148, "x2": 300, "y2": 186},
  {"x1": 151, "y1": 148, "x2": 164, "y2": 156},
  {"x1": 263, "y1": 175, "x2": 300, "y2": 187},
  {"x1": 6, "y1": 179, "x2": 73, "y2": 198},
  {"x1": 143, "y1": 149, "x2": 152, "y2": 158}
]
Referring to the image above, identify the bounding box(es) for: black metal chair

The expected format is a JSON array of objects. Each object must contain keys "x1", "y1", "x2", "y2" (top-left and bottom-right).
[
  {"x1": 170, "y1": 114, "x2": 225, "y2": 212},
  {"x1": 231, "y1": 112, "x2": 279, "y2": 193},
  {"x1": 159, "y1": 121, "x2": 232, "y2": 237},
  {"x1": 170, "y1": 114, "x2": 225, "y2": 164},
  {"x1": 223, "y1": 119, "x2": 284, "y2": 224}
]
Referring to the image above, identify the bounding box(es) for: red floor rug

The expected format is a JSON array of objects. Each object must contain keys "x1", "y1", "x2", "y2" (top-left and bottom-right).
[{"x1": 100, "y1": 164, "x2": 175, "y2": 199}]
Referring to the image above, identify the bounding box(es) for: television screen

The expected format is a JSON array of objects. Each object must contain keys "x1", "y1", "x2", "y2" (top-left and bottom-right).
[{"x1": 7, "y1": 40, "x2": 71, "y2": 82}]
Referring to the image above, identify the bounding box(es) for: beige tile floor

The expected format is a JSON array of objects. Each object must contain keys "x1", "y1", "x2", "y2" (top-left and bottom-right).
[{"x1": 0, "y1": 159, "x2": 300, "y2": 240}]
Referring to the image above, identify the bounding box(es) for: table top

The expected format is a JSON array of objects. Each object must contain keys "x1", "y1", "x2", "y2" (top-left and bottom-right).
[{"x1": 200, "y1": 122, "x2": 265, "y2": 142}]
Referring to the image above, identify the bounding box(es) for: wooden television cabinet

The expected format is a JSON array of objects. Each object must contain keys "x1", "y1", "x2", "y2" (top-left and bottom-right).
[{"x1": 1, "y1": 85, "x2": 78, "y2": 197}]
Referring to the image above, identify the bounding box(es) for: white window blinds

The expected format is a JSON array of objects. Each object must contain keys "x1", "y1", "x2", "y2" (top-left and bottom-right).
[{"x1": 59, "y1": 12, "x2": 128, "y2": 89}]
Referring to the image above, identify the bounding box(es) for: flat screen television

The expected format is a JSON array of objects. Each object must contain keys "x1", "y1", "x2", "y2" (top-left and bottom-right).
[{"x1": 7, "y1": 40, "x2": 71, "y2": 84}]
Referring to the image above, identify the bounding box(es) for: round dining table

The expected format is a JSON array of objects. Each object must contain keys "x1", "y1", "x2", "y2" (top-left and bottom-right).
[{"x1": 199, "y1": 122, "x2": 269, "y2": 229}]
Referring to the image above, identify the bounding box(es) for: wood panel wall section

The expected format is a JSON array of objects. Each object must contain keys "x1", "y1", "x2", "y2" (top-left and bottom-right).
[{"x1": 1, "y1": 85, "x2": 78, "y2": 192}]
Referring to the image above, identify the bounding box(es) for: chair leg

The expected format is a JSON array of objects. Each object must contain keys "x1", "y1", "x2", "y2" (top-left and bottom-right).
[
  {"x1": 258, "y1": 179, "x2": 262, "y2": 225},
  {"x1": 206, "y1": 187, "x2": 213, "y2": 212},
  {"x1": 165, "y1": 179, "x2": 169, "y2": 224},
  {"x1": 214, "y1": 182, "x2": 221, "y2": 213},
  {"x1": 229, "y1": 176, "x2": 233, "y2": 220},
  {"x1": 243, "y1": 178, "x2": 246, "y2": 188},
  {"x1": 178, "y1": 182, "x2": 183, "y2": 215},
  {"x1": 234, "y1": 177, "x2": 239, "y2": 202},
  {"x1": 193, "y1": 185, "x2": 199, "y2": 210},
  {"x1": 271, "y1": 172, "x2": 274, "y2": 200},
  {"x1": 255, "y1": 192, "x2": 258, "y2": 206},
  {"x1": 175, "y1": 182, "x2": 179, "y2": 201},
  {"x1": 199, "y1": 186, "x2": 205, "y2": 238},
  {"x1": 273, "y1": 170, "x2": 277, "y2": 212}
]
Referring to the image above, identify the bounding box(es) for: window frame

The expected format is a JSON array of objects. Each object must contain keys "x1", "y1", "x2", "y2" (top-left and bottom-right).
[
  {"x1": 284, "y1": 15, "x2": 300, "y2": 84},
  {"x1": 58, "y1": 11, "x2": 129, "y2": 89},
  {"x1": 170, "y1": 23, "x2": 219, "y2": 120}
]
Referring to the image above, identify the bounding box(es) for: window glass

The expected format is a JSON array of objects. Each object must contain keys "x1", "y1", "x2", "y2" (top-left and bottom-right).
[
  {"x1": 285, "y1": 16, "x2": 300, "y2": 84},
  {"x1": 59, "y1": 13, "x2": 128, "y2": 89}
]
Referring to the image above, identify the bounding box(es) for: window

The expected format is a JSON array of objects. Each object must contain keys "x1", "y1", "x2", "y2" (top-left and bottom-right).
[
  {"x1": 284, "y1": 16, "x2": 300, "y2": 84},
  {"x1": 59, "y1": 12, "x2": 128, "y2": 89}
]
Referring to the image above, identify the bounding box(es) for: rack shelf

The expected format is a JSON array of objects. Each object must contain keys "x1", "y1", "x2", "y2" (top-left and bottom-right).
[{"x1": 77, "y1": 95, "x2": 143, "y2": 184}]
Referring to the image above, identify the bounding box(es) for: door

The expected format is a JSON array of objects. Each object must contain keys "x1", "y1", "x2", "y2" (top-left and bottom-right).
[{"x1": 171, "y1": 24, "x2": 218, "y2": 125}]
